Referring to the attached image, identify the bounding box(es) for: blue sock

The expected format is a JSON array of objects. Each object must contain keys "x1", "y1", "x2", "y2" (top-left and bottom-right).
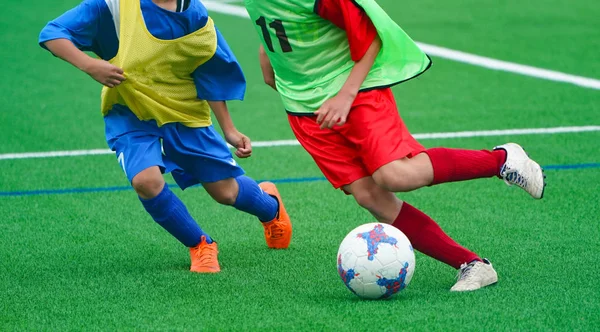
[
  {"x1": 140, "y1": 184, "x2": 212, "y2": 246},
  {"x1": 233, "y1": 176, "x2": 278, "y2": 222}
]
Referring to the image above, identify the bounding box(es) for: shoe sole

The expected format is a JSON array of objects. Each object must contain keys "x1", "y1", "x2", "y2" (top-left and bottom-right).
[
  {"x1": 451, "y1": 281, "x2": 498, "y2": 292},
  {"x1": 190, "y1": 268, "x2": 221, "y2": 273},
  {"x1": 523, "y1": 147, "x2": 547, "y2": 199}
]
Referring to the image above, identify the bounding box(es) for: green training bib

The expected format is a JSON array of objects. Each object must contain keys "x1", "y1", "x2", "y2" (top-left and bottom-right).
[{"x1": 244, "y1": 0, "x2": 431, "y2": 113}]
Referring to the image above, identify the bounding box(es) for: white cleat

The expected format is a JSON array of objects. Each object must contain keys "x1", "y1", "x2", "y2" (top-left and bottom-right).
[
  {"x1": 494, "y1": 143, "x2": 546, "y2": 199},
  {"x1": 450, "y1": 259, "x2": 498, "y2": 292}
]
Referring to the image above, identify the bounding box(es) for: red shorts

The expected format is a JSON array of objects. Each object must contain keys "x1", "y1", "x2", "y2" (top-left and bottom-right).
[{"x1": 288, "y1": 88, "x2": 425, "y2": 189}]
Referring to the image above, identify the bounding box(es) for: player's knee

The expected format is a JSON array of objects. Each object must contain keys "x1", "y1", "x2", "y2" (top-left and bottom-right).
[
  {"x1": 204, "y1": 179, "x2": 239, "y2": 205},
  {"x1": 132, "y1": 173, "x2": 164, "y2": 199},
  {"x1": 373, "y1": 167, "x2": 410, "y2": 192},
  {"x1": 210, "y1": 190, "x2": 238, "y2": 206},
  {"x1": 352, "y1": 190, "x2": 379, "y2": 211}
]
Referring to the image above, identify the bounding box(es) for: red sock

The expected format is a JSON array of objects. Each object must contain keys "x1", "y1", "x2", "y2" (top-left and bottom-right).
[
  {"x1": 392, "y1": 203, "x2": 481, "y2": 269},
  {"x1": 425, "y1": 148, "x2": 506, "y2": 185}
]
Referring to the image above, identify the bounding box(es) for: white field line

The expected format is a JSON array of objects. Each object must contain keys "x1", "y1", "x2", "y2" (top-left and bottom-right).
[
  {"x1": 202, "y1": 1, "x2": 600, "y2": 90},
  {"x1": 415, "y1": 43, "x2": 600, "y2": 90},
  {"x1": 1, "y1": 126, "x2": 599, "y2": 161},
  {"x1": 204, "y1": 1, "x2": 248, "y2": 17}
]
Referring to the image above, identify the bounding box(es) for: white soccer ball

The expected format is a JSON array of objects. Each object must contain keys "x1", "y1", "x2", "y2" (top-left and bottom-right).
[{"x1": 337, "y1": 223, "x2": 415, "y2": 299}]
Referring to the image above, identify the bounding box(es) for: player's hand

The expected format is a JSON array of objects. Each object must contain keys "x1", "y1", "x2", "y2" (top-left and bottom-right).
[
  {"x1": 225, "y1": 129, "x2": 253, "y2": 158},
  {"x1": 315, "y1": 94, "x2": 354, "y2": 129},
  {"x1": 83, "y1": 58, "x2": 126, "y2": 88}
]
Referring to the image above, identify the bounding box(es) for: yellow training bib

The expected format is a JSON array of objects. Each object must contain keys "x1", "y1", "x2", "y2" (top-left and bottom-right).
[{"x1": 101, "y1": 0, "x2": 217, "y2": 127}]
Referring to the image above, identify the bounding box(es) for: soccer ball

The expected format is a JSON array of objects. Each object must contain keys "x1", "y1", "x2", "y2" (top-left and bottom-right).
[{"x1": 337, "y1": 223, "x2": 415, "y2": 299}]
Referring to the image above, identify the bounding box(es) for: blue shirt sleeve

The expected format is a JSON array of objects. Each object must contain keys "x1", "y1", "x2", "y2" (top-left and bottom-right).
[
  {"x1": 193, "y1": 28, "x2": 246, "y2": 101},
  {"x1": 38, "y1": 0, "x2": 118, "y2": 60}
]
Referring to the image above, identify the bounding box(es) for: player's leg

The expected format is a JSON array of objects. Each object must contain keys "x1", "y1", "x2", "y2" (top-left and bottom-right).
[
  {"x1": 342, "y1": 177, "x2": 480, "y2": 267},
  {"x1": 390, "y1": 201, "x2": 497, "y2": 291},
  {"x1": 371, "y1": 149, "x2": 503, "y2": 191},
  {"x1": 133, "y1": 167, "x2": 218, "y2": 273},
  {"x1": 161, "y1": 124, "x2": 291, "y2": 249},
  {"x1": 336, "y1": 90, "x2": 498, "y2": 291},
  {"x1": 202, "y1": 177, "x2": 275, "y2": 221},
  {"x1": 360, "y1": 89, "x2": 545, "y2": 198},
  {"x1": 342, "y1": 177, "x2": 497, "y2": 291},
  {"x1": 342, "y1": 177, "x2": 401, "y2": 224},
  {"x1": 202, "y1": 177, "x2": 292, "y2": 249},
  {"x1": 426, "y1": 143, "x2": 545, "y2": 198},
  {"x1": 380, "y1": 144, "x2": 545, "y2": 198},
  {"x1": 289, "y1": 105, "x2": 497, "y2": 290},
  {"x1": 105, "y1": 108, "x2": 218, "y2": 273}
]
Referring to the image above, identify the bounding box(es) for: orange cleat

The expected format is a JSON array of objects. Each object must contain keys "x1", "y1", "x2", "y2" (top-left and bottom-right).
[
  {"x1": 259, "y1": 181, "x2": 292, "y2": 249},
  {"x1": 189, "y1": 235, "x2": 220, "y2": 273}
]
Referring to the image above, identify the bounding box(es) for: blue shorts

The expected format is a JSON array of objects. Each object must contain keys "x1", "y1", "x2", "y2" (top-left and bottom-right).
[{"x1": 104, "y1": 106, "x2": 245, "y2": 190}]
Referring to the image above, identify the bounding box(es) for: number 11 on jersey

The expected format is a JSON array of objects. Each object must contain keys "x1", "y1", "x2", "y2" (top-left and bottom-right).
[{"x1": 255, "y1": 16, "x2": 293, "y2": 53}]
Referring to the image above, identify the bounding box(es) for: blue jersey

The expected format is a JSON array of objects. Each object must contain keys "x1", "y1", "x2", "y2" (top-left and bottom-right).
[{"x1": 39, "y1": 0, "x2": 245, "y2": 102}]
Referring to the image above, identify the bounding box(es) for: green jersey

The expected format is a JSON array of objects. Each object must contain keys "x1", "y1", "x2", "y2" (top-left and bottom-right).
[{"x1": 244, "y1": 0, "x2": 431, "y2": 114}]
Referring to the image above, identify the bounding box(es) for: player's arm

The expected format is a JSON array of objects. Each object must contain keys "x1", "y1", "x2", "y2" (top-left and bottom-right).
[
  {"x1": 338, "y1": 36, "x2": 381, "y2": 99},
  {"x1": 208, "y1": 101, "x2": 252, "y2": 158},
  {"x1": 315, "y1": 36, "x2": 380, "y2": 129},
  {"x1": 194, "y1": 29, "x2": 250, "y2": 157},
  {"x1": 193, "y1": 29, "x2": 250, "y2": 157},
  {"x1": 259, "y1": 45, "x2": 277, "y2": 91},
  {"x1": 39, "y1": 0, "x2": 125, "y2": 87},
  {"x1": 314, "y1": 0, "x2": 380, "y2": 129},
  {"x1": 44, "y1": 39, "x2": 125, "y2": 88}
]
